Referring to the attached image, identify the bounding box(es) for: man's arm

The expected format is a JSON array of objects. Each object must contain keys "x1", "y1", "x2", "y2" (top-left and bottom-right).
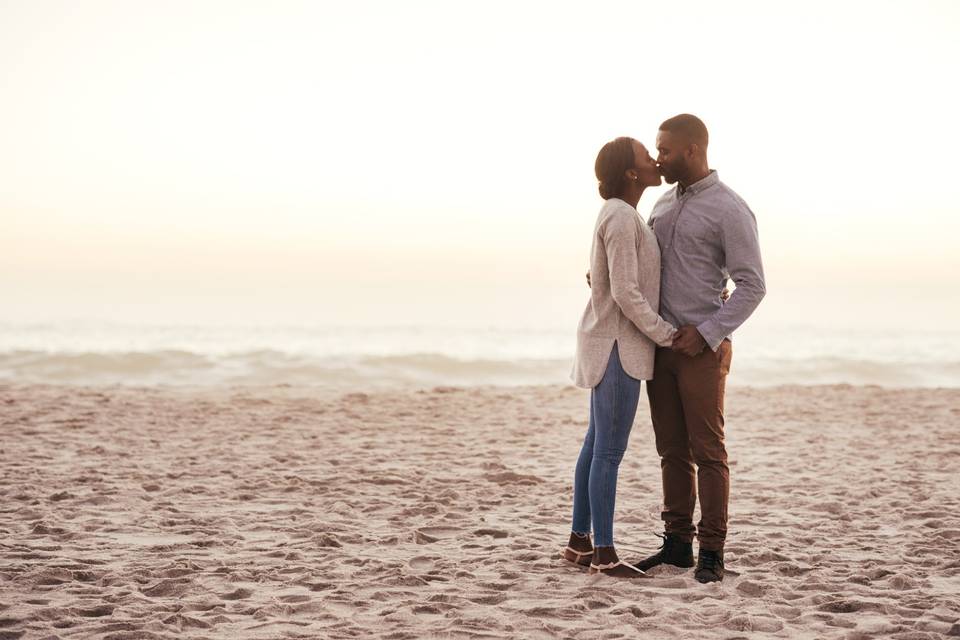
[{"x1": 695, "y1": 205, "x2": 766, "y2": 350}]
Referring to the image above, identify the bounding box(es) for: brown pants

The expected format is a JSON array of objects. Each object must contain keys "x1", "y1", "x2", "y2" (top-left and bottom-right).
[{"x1": 646, "y1": 339, "x2": 732, "y2": 551}]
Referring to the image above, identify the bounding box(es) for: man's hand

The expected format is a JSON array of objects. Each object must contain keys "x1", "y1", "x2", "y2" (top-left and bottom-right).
[
  {"x1": 585, "y1": 270, "x2": 592, "y2": 288},
  {"x1": 671, "y1": 325, "x2": 707, "y2": 357}
]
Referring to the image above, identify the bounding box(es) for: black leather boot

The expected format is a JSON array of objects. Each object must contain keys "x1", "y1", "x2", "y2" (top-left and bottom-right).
[
  {"x1": 694, "y1": 548, "x2": 725, "y2": 583},
  {"x1": 631, "y1": 533, "x2": 695, "y2": 571}
]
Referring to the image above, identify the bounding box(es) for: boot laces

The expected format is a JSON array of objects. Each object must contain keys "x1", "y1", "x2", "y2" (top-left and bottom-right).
[
  {"x1": 655, "y1": 532, "x2": 681, "y2": 553},
  {"x1": 654, "y1": 532, "x2": 667, "y2": 549}
]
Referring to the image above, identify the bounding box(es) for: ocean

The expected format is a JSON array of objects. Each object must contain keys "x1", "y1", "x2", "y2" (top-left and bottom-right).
[{"x1": 2, "y1": 321, "x2": 958, "y2": 389}]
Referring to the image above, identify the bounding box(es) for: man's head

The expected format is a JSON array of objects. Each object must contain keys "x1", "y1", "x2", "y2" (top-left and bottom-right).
[{"x1": 656, "y1": 114, "x2": 709, "y2": 185}]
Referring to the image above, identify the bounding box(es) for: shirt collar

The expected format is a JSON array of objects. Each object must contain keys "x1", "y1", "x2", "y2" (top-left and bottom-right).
[{"x1": 677, "y1": 169, "x2": 719, "y2": 197}]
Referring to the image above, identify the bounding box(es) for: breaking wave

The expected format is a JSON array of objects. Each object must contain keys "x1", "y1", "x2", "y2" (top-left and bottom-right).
[{"x1": 1, "y1": 349, "x2": 958, "y2": 389}]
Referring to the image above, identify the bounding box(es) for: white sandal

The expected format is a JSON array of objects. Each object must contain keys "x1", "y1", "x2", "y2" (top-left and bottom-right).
[
  {"x1": 559, "y1": 546, "x2": 594, "y2": 566},
  {"x1": 589, "y1": 560, "x2": 646, "y2": 576}
]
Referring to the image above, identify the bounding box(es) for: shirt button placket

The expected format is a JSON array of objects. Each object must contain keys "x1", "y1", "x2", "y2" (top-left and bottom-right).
[{"x1": 665, "y1": 203, "x2": 683, "y2": 252}]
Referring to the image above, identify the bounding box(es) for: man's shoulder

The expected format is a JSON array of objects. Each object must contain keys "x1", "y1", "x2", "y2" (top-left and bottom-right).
[
  {"x1": 653, "y1": 188, "x2": 676, "y2": 206},
  {"x1": 649, "y1": 188, "x2": 677, "y2": 219},
  {"x1": 711, "y1": 180, "x2": 755, "y2": 219}
]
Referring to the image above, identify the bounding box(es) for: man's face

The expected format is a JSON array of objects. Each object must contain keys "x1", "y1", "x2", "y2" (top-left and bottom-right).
[{"x1": 655, "y1": 129, "x2": 689, "y2": 185}]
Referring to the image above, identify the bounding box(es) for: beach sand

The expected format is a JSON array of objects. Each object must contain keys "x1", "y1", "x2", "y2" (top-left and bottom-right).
[{"x1": 1, "y1": 383, "x2": 959, "y2": 639}]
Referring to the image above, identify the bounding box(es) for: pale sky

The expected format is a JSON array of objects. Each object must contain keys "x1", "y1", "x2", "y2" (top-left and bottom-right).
[{"x1": 2, "y1": 0, "x2": 959, "y2": 329}]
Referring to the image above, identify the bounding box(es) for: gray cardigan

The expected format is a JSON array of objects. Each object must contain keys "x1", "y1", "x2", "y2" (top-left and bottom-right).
[{"x1": 572, "y1": 198, "x2": 676, "y2": 388}]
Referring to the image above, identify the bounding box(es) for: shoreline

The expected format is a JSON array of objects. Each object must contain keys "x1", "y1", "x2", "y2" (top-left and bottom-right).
[{"x1": 4, "y1": 380, "x2": 960, "y2": 393}]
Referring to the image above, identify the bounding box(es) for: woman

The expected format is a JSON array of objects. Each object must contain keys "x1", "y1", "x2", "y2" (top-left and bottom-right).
[{"x1": 561, "y1": 137, "x2": 676, "y2": 578}]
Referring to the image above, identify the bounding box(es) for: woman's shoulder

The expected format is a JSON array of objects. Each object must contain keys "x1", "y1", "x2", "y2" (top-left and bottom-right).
[
  {"x1": 600, "y1": 197, "x2": 634, "y2": 211},
  {"x1": 598, "y1": 198, "x2": 639, "y2": 228},
  {"x1": 599, "y1": 198, "x2": 638, "y2": 220}
]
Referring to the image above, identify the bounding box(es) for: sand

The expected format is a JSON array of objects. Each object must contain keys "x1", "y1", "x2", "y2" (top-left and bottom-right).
[{"x1": 1, "y1": 383, "x2": 959, "y2": 639}]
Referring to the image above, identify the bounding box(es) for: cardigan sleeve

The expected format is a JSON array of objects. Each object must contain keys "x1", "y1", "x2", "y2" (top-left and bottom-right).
[{"x1": 602, "y1": 211, "x2": 676, "y2": 347}]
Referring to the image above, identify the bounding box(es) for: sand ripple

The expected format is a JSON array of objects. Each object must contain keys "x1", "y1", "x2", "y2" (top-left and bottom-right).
[{"x1": 1, "y1": 383, "x2": 958, "y2": 638}]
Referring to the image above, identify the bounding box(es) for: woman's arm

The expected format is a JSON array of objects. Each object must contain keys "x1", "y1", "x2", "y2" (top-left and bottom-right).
[{"x1": 603, "y1": 212, "x2": 676, "y2": 346}]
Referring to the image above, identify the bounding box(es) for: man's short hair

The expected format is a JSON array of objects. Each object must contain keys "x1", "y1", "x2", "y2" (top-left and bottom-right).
[{"x1": 659, "y1": 114, "x2": 709, "y2": 148}]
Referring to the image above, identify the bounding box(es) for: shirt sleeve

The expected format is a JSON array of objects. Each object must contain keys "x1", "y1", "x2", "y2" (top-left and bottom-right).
[
  {"x1": 696, "y1": 203, "x2": 766, "y2": 350},
  {"x1": 603, "y1": 212, "x2": 677, "y2": 347}
]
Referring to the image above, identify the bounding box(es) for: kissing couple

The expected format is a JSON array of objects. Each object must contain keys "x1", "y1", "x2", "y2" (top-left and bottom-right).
[{"x1": 561, "y1": 114, "x2": 766, "y2": 582}]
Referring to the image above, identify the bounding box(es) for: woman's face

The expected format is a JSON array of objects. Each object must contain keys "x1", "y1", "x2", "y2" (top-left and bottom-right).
[{"x1": 631, "y1": 141, "x2": 662, "y2": 187}]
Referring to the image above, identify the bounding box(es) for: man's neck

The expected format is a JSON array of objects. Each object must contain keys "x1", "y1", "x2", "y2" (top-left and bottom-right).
[{"x1": 679, "y1": 167, "x2": 711, "y2": 191}]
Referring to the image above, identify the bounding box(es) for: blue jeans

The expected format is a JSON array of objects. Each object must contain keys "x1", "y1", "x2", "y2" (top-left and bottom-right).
[{"x1": 571, "y1": 342, "x2": 641, "y2": 548}]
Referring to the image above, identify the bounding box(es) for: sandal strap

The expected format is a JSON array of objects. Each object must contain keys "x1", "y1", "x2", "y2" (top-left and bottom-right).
[
  {"x1": 560, "y1": 546, "x2": 593, "y2": 559},
  {"x1": 590, "y1": 560, "x2": 644, "y2": 573}
]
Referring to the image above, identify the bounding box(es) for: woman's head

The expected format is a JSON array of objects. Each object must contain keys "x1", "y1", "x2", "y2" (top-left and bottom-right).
[{"x1": 595, "y1": 137, "x2": 661, "y2": 200}]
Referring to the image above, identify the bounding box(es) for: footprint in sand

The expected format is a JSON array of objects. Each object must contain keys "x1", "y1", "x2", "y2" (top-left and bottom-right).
[
  {"x1": 772, "y1": 562, "x2": 812, "y2": 577},
  {"x1": 769, "y1": 605, "x2": 802, "y2": 620},
  {"x1": 467, "y1": 593, "x2": 507, "y2": 605},
  {"x1": 725, "y1": 614, "x2": 784, "y2": 632},
  {"x1": 610, "y1": 604, "x2": 650, "y2": 618},
  {"x1": 220, "y1": 587, "x2": 253, "y2": 600},
  {"x1": 278, "y1": 595, "x2": 311, "y2": 603},
  {"x1": 817, "y1": 599, "x2": 868, "y2": 613},
  {"x1": 412, "y1": 604, "x2": 452, "y2": 615},
  {"x1": 735, "y1": 579, "x2": 770, "y2": 597},
  {"x1": 30, "y1": 568, "x2": 73, "y2": 585},
  {"x1": 141, "y1": 579, "x2": 193, "y2": 598},
  {"x1": 414, "y1": 526, "x2": 462, "y2": 544},
  {"x1": 887, "y1": 574, "x2": 922, "y2": 590},
  {"x1": 483, "y1": 471, "x2": 544, "y2": 485},
  {"x1": 408, "y1": 556, "x2": 437, "y2": 572},
  {"x1": 653, "y1": 577, "x2": 689, "y2": 589},
  {"x1": 585, "y1": 598, "x2": 613, "y2": 611},
  {"x1": 311, "y1": 533, "x2": 342, "y2": 547}
]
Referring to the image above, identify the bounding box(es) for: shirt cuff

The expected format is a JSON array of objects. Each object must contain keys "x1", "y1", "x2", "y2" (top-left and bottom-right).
[
  {"x1": 659, "y1": 325, "x2": 677, "y2": 348},
  {"x1": 695, "y1": 320, "x2": 725, "y2": 352}
]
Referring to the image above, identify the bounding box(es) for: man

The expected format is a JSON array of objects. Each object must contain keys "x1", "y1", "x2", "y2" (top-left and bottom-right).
[{"x1": 633, "y1": 114, "x2": 765, "y2": 583}]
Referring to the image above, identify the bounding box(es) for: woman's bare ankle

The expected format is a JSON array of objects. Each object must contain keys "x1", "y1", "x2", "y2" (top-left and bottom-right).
[
  {"x1": 568, "y1": 531, "x2": 592, "y2": 552},
  {"x1": 592, "y1": 546, "x2": 619, "y2": 565}
]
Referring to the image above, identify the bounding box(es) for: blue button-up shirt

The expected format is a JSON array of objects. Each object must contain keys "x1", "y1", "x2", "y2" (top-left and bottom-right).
[{"x1": 648, "y1": 170, "x2": 766, "y2": 351}]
